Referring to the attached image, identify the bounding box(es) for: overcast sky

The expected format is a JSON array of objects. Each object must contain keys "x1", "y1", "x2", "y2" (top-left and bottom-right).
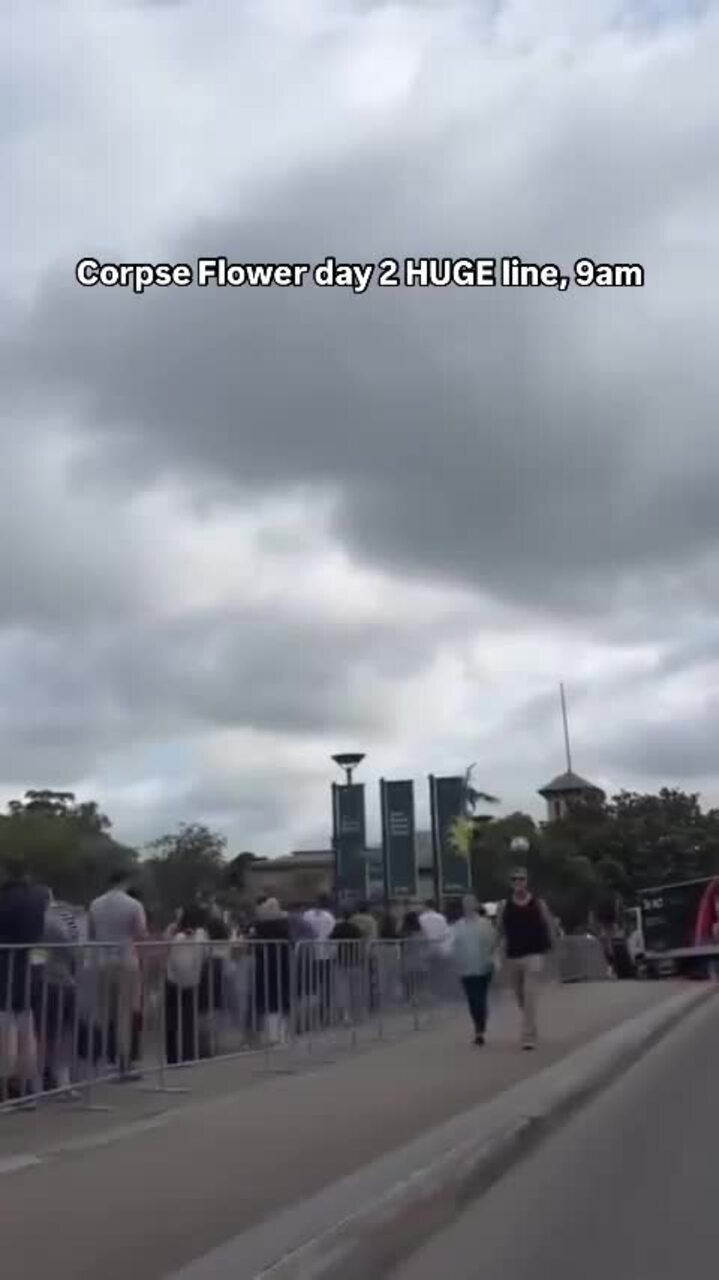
[{"x1": 2, "y1": 0, "x2": 717, "y2": 855}]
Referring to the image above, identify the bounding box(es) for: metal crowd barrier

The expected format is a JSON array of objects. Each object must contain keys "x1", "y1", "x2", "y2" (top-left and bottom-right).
[
  {"x1": 0, "y1": 933, "x2": 609, "y2": 1113},
  {"x1": 0, "y1": 937, "x2": 460, "y2": 1113},
  {"x1": 555, "y1": 935, "x2": 611, "y2": 982}
]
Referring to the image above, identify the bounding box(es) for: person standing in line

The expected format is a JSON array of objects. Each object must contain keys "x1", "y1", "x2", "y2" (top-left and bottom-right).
[
  {"x1": 495, "y1": 867, "x2": 555, "y2": 1050},
  {"x1": 37, "y1": 892, "x2": 80, "y2": 1095},
  {"x1": 419, "y1": 899, "x2": 453, "y2": 999},
  {"x1": 303, "y1": 893, "x2": 336, "y2": 943},
  {"x1": 330, "y1": 910, "x2": 364, "y2": 1024},
  {"x1": 351, "y1": 901, "x2": 379, "y2": 1008},
  {"x1": 88, "y1": 869, "x2": 147, "y2": 1080},
  {"x1": 164, "y1": 905, "x2": 210, "y2": 1065},
  {"x1": 399, "y1": 909, "x2": 428, "y2": 1003},
  {"x1": 351, "y1": 901, "x2": 378, "y2": 942},
  {"x1": 303, "y1": 894, "x2": 336, "y2": 1026},
  {"x1": 450, "y1": 895, "x2": 497, "y2": 1045},
  {"x1": 285, "y1": 904, "x2": 314, "y2": 1034},
  {"x1": 287, "y1": 903, "x2": 315, "y2": 944},
  {"x1": 252, "y1": 899, "x2": 291, "y2": 1046},
  {"x1": 418, "y1": 899, "x2": 450, "y2": 948},
  {"x1": 0, "y1": 861, "x2": 48, "y2": 1103}
]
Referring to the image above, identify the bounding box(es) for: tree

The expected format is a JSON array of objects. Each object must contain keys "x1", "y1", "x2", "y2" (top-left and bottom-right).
[
  {"x1": 462, "y1": 763, "x2": 500, "y2": 814},
  {"x1": 225, "y1": 852, "x2": 256, "y2": 892},
  {"x1": 0, "y1": 789, "x2": 135, "y2": 902},
  {"x1": 145, "y1": 823, "x2": 227, "y2": 914},
  {"x1": 445, "y1": 785, "x2": 719, "y2": 930},
  {"x1": 448, "y1": 768, "x2": 502, "y2": 895}
]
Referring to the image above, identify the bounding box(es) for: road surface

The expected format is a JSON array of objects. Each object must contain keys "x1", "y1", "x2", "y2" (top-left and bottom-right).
[
  {"x1": 0, "y1": 983, "x2": 681, "y2": 1280},
  {"x1": 392, "y1": 993, "x2": 719, "y2": 1280}
]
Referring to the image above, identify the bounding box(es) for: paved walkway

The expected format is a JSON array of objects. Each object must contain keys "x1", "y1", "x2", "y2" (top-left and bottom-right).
[{"x1": 0, "y1": 982, "x2": 688, "y2": 1280}]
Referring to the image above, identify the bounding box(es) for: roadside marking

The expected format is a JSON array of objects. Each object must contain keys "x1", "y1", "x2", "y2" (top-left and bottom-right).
[
  {"x1": 48, "y1": 1113, "x2": 174, "y2": 1154},
  {"x1": 0, "y1": 1154, "x2": 43, "y2": 1176}
]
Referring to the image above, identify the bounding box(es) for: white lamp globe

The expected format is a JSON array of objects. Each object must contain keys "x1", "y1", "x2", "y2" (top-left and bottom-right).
[{"x1": 509, "y1": 836, "x2": 530, "y2": 856}]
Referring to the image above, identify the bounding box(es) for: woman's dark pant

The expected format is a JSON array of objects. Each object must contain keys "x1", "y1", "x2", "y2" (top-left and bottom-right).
[
  {"x1": 165, "y1": 983, "x2": 199, "y2": 1065},
  {"x1": 461, "y1": 973, "x2": 491, "y2": 1034}
]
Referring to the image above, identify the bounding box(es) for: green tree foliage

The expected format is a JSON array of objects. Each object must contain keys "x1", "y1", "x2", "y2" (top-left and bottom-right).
[
  {"x1": 0, "y1": 789, "x2": 136, "y2": 901},
  {"x1": 144, "y1": 822, "x2": 227, "y2": 915},
  {"x1": 462, "y1": 788, "x2": 719, "y2": 929},
  {"x1": 3, "y1": 780, "x2": 718, "y2": 931}
]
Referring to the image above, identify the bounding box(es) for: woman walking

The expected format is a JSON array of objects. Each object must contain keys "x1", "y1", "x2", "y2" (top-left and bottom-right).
[{"x1": 450, "y1": 895, "x2": 497, "y2": 1046}]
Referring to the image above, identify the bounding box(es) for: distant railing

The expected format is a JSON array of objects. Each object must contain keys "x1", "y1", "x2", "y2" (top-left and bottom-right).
[
  {"x1": 0, "y1": 934, "x2": 609, "y2": 1113},
  {"x1": 555, "y1": 935, "x2": 611, "y2": 982}
]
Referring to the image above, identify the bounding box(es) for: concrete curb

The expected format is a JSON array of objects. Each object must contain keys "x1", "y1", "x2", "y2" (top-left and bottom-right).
[{"x1": 169, "y1": 985, "x2": 715, "y2": 1280}]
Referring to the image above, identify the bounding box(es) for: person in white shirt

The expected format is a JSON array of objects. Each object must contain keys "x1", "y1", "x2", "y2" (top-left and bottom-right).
[
  {"x1": 164, "y1": 905, "x2": 210, "y2": 1064},
  {"x1": 303, "y1": 895, "x2": 337, "y2": 1026},
  {"x1": 303, "y1": 895, "x2": 336, "y2": 956},
  {"x1": 450, "y1": 895, "x2": 497, "y2": 1045},
  {"x1": 419, "y1": 899, "x2": 453, "y2": 998},
  {"x1": 419, "y1": 900, "x2": 451, "y2": 947},
  {"x1": 88, "y1": 871, "x2": 147, "y2": 1080}
]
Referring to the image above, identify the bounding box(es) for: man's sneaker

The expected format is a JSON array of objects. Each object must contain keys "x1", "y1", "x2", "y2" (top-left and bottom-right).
[
  {"x1": 522, "y1": 1040, "x2": 536, "y2": 1051},
  {"x1": 474, "y1": 1033, "x2": 485, "y2": 1046}
]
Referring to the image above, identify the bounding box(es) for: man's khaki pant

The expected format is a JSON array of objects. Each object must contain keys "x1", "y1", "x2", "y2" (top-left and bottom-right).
[
  {"x1": 93, "y1": 962, "x2": 141, "y2": 1067},
  {"x1": 505, "y1": 954, "x2": 544, "y2": 1044}
]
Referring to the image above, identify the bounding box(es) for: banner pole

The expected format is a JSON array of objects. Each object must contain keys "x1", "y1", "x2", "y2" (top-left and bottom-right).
[
  {"x1": 331, "y1": 781, "x2": 340, "y2": 907},
  {"x1": 429, "y1": 774, "x2": 442, "y2": 905},
  {"x1": 379, "y1": 778, "x2": 390, "y2": 911}
]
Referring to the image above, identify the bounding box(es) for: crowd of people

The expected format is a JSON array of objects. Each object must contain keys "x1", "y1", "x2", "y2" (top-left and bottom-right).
[{"x1": 0, "y1": 858, "x2": 559, "y2": 1106}]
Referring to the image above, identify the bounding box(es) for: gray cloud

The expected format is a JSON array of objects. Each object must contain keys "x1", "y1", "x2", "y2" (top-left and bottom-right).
[
  {"x1": 0, "y1": 602, "x2": 465, "y2": 781},
  {"x1": 602, "y1": 699, "x2": 719, "y2": 782},
  {"x1": 6, "y1": 93, "x2": 719, "y2": 618},
  {"x1": 1, "y1": 1, "x2": 718, "y2": 849}
]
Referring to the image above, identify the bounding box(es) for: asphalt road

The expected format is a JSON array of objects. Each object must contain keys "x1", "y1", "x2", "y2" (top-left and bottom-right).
[{"x1": 392, "y1": 993, "x2": 719, "y2": 1280}]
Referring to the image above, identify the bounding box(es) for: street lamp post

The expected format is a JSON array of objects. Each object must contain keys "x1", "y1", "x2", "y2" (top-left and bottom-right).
[
  {"x1": 331, "y1": 753, "x2": 367, "y2": 907},
  {"x1": 331, "y1": 753, "x2": 366, "y2": 786},
  {"x1": 509, "y1": 836, "x2": 530, "y2": 859}
]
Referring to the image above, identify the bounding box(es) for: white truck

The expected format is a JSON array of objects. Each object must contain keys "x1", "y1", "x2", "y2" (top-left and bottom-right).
[{"x1": 638, "y1": 876, "x2": 719, "y2": 978}]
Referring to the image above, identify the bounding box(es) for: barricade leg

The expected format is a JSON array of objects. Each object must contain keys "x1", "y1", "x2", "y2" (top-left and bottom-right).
[{"x1": 140, "y1": 978, "x2": 190, "y2": 1094}]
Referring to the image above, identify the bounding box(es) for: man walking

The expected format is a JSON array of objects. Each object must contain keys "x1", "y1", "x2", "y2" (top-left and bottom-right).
[
  {"x1": 450, "y1": 895, "x2": 497, "y2": 1045},
  {"x1": 496, "y1": 867, "x2": 555, "y2": 1050}
]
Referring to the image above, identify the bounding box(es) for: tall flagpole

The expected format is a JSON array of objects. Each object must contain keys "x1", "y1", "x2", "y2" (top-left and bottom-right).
[{"x1": 560, "y1": 682, "x2": 573, "y2": 773}]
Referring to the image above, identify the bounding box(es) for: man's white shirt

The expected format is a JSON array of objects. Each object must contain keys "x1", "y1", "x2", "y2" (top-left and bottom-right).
[
  {"x1": 303, "y1": 908, "x2": 336, "y2": 960},
  {"x1": 419, "y1": 909, "x2": 451, "y2": 952}
]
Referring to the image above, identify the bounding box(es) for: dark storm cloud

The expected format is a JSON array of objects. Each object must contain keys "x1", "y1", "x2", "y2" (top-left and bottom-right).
[
  {"x1": 2, "y1": 1, "x2": 719, "y2": 847},
  {"x1": 0, "y1": 602, "x2": 467, "y2": 781},
  {"x1": 4, "y1": 41, "x2": 718, "y2": 620},
  {"x1": 602, "y1": 698, "x2": 719, "y2": 781}
]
